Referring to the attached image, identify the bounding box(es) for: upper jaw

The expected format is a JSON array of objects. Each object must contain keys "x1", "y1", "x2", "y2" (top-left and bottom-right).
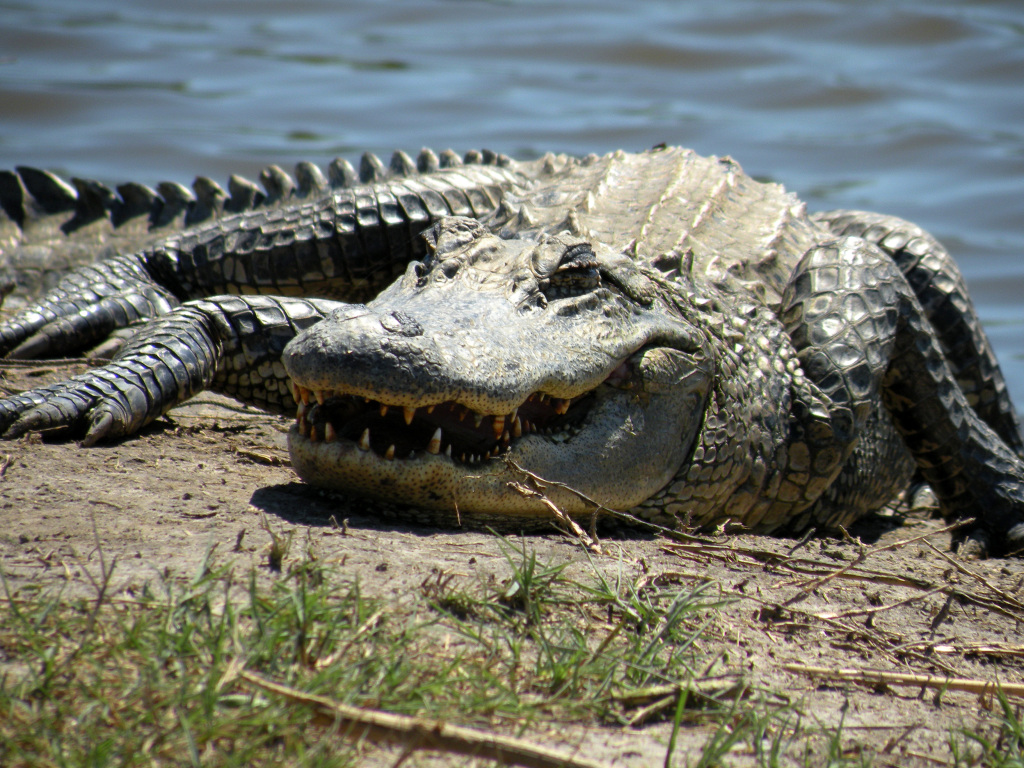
[{"x1": 281, "y1": 300, "x2": 636, "y2": 416}]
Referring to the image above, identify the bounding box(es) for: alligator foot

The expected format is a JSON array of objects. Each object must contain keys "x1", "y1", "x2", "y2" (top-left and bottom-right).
[
  {"x1": 0, "y1": 304, "x2": 220, "y2": 443},
  {"x1": 0, "y1": 295, "x2": 339, "y2": 444}
]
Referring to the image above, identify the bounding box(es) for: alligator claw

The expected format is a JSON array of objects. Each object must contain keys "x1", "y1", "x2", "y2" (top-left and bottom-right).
[
  {"x1": 956, "y1": 514, "x2": 1024, "y2": 559},
  {"x1": 5, "y1": 410, "x2": 59, "y2": 440},
  {"x1": 6, "y1": 334, "x2": 48, "y2": 360},
  {"x1": 0, "y1": 384, "x2": 98, "y2": 440},
  {"x1": 0, "y1": 279, "x2": 14, "y2": 310},
  {"x1": 0, "y1": 381, "x2": 141, "y2": 444},
  {"x1": 82, "y1": 410, "x2": 116, "y2": 447},
  {"x1": 0, "y1": 352, "x2": 158, "y2": 444}
]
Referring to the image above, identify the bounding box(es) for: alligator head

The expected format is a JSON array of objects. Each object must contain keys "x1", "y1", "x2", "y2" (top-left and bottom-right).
[{"x1": 282, "y1": 216, "x2": 715, "y2": 527}]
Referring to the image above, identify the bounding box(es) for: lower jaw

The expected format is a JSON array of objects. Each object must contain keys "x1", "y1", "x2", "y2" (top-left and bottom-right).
[{"x1": 287, "y1": 425, "x2": 593, "y2": 528}]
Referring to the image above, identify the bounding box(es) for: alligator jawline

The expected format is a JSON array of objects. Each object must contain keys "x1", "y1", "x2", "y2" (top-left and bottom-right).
[{"x1": 290, "y1": 386, "x2": 600, "y2": 466}]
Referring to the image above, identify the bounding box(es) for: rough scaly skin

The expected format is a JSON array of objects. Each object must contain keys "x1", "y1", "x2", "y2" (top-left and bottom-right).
[{"x1": 1, "y1": 146, "x2": 1022, "y2": 554}]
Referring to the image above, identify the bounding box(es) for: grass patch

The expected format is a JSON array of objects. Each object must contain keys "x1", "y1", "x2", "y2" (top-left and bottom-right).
[
  {"x1": 419, "y1": 541, "x2": 741, "y2": 728},
  {"x1": 951, "y1": 691, "x2": 1024, "y2": 767},
  {"x1": 0, "y1": 538, "x2": 739, "y2": 766},
  {"x1": 1, "y1": 534, "x2": 1017, "y2": 766}
]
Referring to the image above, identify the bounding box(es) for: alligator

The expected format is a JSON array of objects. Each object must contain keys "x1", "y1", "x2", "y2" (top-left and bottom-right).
[{"x1": 1, "y1": 146, "x2": 1023, "y2": 555}]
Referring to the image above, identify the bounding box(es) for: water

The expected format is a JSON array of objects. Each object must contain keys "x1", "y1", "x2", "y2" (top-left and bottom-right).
[{"x1": 1, "y1": 0, "x2": 1023, "y2": 399}]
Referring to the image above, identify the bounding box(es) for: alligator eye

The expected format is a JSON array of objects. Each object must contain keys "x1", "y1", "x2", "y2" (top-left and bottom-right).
[
  {"x1": 547, "y1": 244, "x2": 600, "y2": 295},
  {"x1": 548, "y1": 266, "x2": 599, "y2": 293}
]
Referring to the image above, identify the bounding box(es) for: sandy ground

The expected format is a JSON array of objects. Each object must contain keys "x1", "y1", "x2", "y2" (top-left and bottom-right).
[{"x1": 2, "y1": 359, "x2": 1023, "y2": 766}]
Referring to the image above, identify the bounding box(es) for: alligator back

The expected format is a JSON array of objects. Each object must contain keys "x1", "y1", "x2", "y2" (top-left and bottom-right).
[
  {"x1": 505, "y1": 147, "x2": 822, "y2": 307},
  {"x1": 0, "y1": 149, "x2": 515, "y2": 311}
]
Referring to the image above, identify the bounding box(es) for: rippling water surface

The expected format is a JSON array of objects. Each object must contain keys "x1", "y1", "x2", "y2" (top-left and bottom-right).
[{"x1": 2, "y1": 0, "x2": 1023, "y2": 400}]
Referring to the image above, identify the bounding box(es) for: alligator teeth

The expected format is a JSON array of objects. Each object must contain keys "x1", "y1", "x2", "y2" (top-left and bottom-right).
[
  {"x1": 293, "y1": 392, "x2": 583, "y2": 458},
  {"x1": 427, "y1": 427, "x2": 442, "y2": 455}
]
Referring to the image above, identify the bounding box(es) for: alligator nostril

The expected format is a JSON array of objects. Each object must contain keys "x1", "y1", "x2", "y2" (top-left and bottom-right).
[{"x1": 379, "y1": 310, "x2": 423, "y2": 337}]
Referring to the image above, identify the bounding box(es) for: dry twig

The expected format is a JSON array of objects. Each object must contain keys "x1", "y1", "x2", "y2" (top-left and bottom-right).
[
  {"x1": 742, "y1": 594, "x2": 963, "y2": 676},
  {"x1": 234, "y1": 447, "x2": 287, "y2": 466},
  {"x1": 504, "y1": 460, "x2": 603, "y2": 553},
  {"x1": 784, "y1": 664, "x2": 1024, "y2": 698},
  {"x1": 239, "y1": 670, "x2": 613, "y2": 768},
  {"x1": 814, "y1": 587, "x2": 945, "y2": 620},
  {"x1": 786, "y1": 519, "x2": 973, "y2": 595},
  {"x1": 922, "y1": 539, "x2": 1024, "y2": 610}
]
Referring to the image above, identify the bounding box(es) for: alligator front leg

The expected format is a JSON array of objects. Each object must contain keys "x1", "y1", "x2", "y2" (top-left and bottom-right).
[
  {"x1": 782, "y1": 236, "x2": 1024, "y2": 556},
  {"x1": 0, "y1": 295, "x2": 339, "y2": 444},
  {"x1": 813, "y1": 209, "x2": 1024, "y2": 455}
]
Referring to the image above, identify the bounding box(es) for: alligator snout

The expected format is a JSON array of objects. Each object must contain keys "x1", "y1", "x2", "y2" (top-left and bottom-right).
[{"x1": 282, "y1": 303, "x2": 446, "y2": 405}]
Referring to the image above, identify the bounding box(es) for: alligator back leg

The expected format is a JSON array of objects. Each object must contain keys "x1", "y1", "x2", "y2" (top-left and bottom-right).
[
  {"x1": 812, "y1": 210, "x2": 1023, "y2": 455},
  {"x1": 0, "y1": 295, "x2": 341, "y2": 443},
  {"x1": 781, "y1": 235, "x2": 1024, "y2": 555},
  {"x1": 0, "y1": 252, "x2": 182, "y2": 358}
]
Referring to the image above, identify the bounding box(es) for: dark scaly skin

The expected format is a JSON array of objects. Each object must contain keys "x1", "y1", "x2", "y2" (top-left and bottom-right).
[
  {"x1": 1, "y1": 146, "x2": 1022, "y2": 556},
  {"x1": 0, "y1": 149, "x2": 520, "y2": 358},
  {"x1": 812, "y1": 210, "x2": 1024, "y2": 455},
  {"x1": 0, "y1": 295, "x2": 337, "y2": 444}
]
